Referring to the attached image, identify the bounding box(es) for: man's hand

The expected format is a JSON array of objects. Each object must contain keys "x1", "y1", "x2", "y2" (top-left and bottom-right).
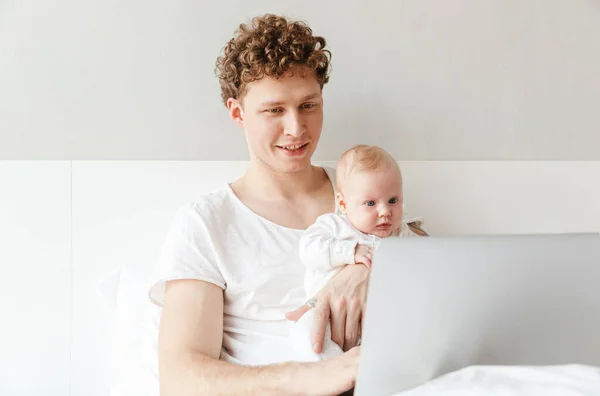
[
  {"x1": 286, "y1": 264, "x2": 370, "y2": 353},
  {"x1": 354, "y1": 244, "x2": 373, "y2": 268},
  {"x1": 310, "y1": 346, "x2": 360, "y2": 396}
]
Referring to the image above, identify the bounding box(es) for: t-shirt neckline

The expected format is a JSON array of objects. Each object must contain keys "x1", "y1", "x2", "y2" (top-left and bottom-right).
[{"x1": 224, "y1": 166, "x2": 337, "y2": 233}]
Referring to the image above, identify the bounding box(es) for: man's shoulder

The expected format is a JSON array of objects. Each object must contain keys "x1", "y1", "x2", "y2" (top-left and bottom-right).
[
  {"x1": 190, "y1": 185, "x2": 233, "y2": 210},
  {"x1": 173, "y1": 185, "x2": 236, "y2": 226},
  {"x1": 313, "y1": 212, "x2": 346, "y2": 226}
]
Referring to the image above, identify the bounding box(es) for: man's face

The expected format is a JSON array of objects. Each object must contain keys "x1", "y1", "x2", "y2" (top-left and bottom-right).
[{"x1": 227, "y1": 68, "x2": 323, "y2": 174}]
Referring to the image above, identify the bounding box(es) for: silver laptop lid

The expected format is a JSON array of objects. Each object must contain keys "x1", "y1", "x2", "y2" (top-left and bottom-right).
[{"x1": 355, "y1": 233, "x2": 600, "y2": 396}]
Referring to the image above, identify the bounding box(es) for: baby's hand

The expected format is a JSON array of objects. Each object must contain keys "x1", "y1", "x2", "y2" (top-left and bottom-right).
[{"x1": 354, "y1": 244, "x2": 373, "y2": 268}]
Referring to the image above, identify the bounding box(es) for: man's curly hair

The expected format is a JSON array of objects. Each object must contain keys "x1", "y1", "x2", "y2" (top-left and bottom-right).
[{"x1": 215, "y1": 14, "x2": 331, "y2": 106}]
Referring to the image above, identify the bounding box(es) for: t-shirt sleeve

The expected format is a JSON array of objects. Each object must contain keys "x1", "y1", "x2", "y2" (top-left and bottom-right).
[{"x1": 148, "y1": 203, "x2": 226, "y2": 307}]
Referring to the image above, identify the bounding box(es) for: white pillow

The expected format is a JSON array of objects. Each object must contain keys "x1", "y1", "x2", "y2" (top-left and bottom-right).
[
  {"x1": 397, "y1": 365, "x2": 600, "y2": 396},
  {"x1": 97, "y1": 267, "x2": 121, "y2": 313},
  {"x1": 98, "y1": 265, "x2": 160, "y2": 396}
]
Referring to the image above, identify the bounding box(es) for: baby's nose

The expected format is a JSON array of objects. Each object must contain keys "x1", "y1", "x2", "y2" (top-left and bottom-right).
[{"x1": 379, "y1": 206, "x2": 391, "y2": 216}]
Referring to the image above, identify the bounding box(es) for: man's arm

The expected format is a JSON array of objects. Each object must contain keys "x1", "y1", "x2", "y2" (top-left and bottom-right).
[{"x1": 159, "y1": 279, "x2": 359, "y2": 396}]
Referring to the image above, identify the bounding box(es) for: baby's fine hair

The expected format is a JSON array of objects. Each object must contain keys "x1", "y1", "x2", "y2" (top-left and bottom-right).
[{"x1": 336, "y1": 145, "x2": 400, "y2": 192}]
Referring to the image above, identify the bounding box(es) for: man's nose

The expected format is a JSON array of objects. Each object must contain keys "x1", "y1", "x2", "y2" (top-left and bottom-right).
[{"x1": 283, "y1": 111, "x2": 306, "y2": 137}]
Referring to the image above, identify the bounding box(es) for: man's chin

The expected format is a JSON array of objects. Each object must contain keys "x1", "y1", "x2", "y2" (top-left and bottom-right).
[{"x1": 267, "y1": 159, "x2": 312, "y2": 174}]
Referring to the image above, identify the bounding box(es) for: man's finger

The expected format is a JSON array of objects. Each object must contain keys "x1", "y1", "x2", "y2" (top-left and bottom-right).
[
  {"x1": 344, "y1": 302, "x2": 361, "y2": 351},
  {"x1": 285, "y1": 304, "x2": 311, "y2": 322},
  {"x1": 330, "y1": 298, "x2": 347, "y2": 350},
  {"x1": 311, "y1": 299, "x2": 330, "y2": 353}
]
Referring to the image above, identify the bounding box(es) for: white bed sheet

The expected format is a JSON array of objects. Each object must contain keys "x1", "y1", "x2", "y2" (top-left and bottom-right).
[{"x1": 396, "y1": 365, "x2": 600, "y2": 396}]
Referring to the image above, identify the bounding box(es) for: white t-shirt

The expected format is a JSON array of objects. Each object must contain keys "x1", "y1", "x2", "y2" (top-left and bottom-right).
[
  {"x1": 148, "y1": 167, "x2": 338, "y2": 366},
  {"x1": 299, "y1": 213, "x2": 422, "y2": 298}
]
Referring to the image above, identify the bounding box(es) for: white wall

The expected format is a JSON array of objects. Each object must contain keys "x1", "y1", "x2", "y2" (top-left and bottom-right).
[
  {"x1": 0, "y1": 162, "x2": 71, "y2": 396},
  {"x1": 1, "y1": 0, "x2": 599, "y2": 161},
  {"x1": 1, "y1": 160, "x2": 599, "y2": 395}
]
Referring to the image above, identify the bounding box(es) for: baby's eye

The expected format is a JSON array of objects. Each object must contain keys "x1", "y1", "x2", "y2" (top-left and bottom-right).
[
  {"x1": 365, "y1": 201, "x2": 376, "y2": 207},
  {"x1": 389, "y1": 197, "x2": 399, "y2": 204}
]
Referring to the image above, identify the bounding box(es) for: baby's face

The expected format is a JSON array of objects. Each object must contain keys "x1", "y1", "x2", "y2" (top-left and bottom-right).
[{"x1": 338, "y1": 168, "x2": 403, "y2": 238}]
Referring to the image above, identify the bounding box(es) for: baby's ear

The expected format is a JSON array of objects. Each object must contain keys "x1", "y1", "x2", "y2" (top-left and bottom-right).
[{"x1": 336, "y1": 192, "x2": 347, "y2": 214}]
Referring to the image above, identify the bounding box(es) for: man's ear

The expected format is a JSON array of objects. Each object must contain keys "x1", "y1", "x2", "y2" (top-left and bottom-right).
[
  {"x1": 227, "y1": 98, "x2": 244, "y2": 127},
  {"x1": 336, "y1": 192, "x2": 347, "y2": 214}
]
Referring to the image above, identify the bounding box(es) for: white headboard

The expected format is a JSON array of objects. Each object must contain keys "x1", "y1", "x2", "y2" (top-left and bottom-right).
[{"x1": 1, "y1": 160, "x2": 599, "y2": 395}]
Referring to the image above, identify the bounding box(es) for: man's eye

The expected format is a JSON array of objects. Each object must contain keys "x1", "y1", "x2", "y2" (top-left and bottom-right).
[
  {"x1": 301, "y1": 103, "x2": 315, "y2": 109},
  {"x1": 267, "y1": 108, "x2": 283, "y2": 113}
]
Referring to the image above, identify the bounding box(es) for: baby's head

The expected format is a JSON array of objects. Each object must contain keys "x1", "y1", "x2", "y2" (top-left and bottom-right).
[{"x1": 336, "y1": 145, "x2": 403, "y2": 238}]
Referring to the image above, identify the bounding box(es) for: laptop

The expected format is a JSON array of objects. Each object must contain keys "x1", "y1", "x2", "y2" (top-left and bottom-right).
[{"x1": 354, "y1": 233, "x2": 600, "y2": 396}]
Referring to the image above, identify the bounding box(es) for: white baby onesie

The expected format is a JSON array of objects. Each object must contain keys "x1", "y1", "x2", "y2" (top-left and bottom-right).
[{"x1": 289, "y1": 213, "x2": 421, "y2": 362}]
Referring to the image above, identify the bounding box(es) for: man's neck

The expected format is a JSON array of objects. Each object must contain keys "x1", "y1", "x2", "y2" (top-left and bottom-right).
[{"x1": 240, "y1": 161, "x2": 323, "y2": 201}]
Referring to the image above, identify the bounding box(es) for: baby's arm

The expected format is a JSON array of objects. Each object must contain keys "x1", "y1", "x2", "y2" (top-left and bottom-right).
[{"x1": 299, "y1": 214, "x2": 358, "y2": 272}]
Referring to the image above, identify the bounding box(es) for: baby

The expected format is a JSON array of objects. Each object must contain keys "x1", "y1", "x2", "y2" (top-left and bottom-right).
[{"x1": 289, "y1": 144, "x2": 424, "y2": 362}]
